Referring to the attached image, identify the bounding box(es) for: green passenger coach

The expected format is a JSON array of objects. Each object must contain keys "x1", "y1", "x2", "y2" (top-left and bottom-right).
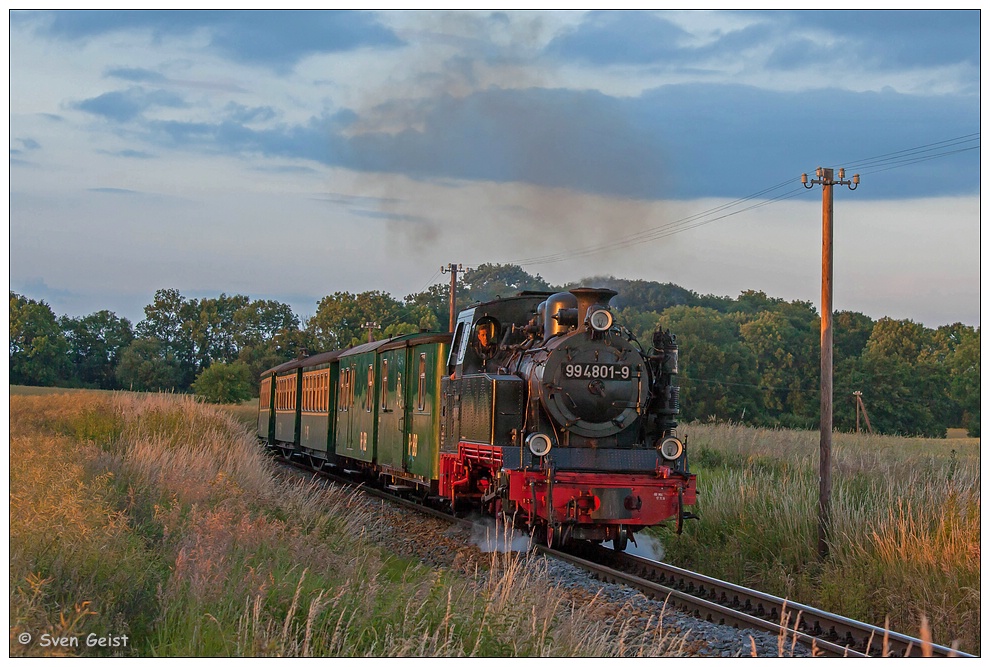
[
  {"x1": 377, "y1": 334, "x2": 450, "y2": 488},
  {"x1": 259, "y1": 331, "x2": 450, "y2": 493}
]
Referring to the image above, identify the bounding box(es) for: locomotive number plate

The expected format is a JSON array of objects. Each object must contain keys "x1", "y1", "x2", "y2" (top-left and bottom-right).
[{"x1": 563, "y1": 363, "x2": 633, "y2": 380}]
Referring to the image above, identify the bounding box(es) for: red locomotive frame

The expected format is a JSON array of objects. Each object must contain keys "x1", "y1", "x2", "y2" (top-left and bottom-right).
[{"x1": 440, "y1": 441, "x2": 696, "y2": 544}]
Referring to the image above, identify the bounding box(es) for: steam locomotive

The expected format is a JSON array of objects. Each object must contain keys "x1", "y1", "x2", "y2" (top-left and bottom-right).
[{"x1": 257, "y1": 287, "x2": 696, "y2": 550}]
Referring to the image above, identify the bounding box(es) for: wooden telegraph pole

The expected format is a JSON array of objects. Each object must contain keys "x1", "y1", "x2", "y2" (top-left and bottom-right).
[
  {"x1": 440, "y1": 263, "x2": 463, "y2": 333},
  {"x1": 802, "y1": 167, "x2": 859, "y2": 558},
  {"x1": 853, "y1": 391, "x2": 873, "y2": 435}
]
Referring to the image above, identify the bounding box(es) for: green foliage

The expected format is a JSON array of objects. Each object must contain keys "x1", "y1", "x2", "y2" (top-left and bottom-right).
[
  {"x1": 306, "y1": 290, "x2": 410, "y2": 349},
  {"x1": 10, "y1": 291, "x2": 71, "y2": 386},
  {"x1": 460, "y1": 263, "x2": 552, "y2": 303},
  {"x1": 834, "y1": 310, "x2": 875, "y2": 363},
  {"x1": 116, "y1": 338, "x2": 186, "y2": 392},
  {"x1": 658, "y1": 306, "x2": 762, "y2": 423},
  {"x1": 192, "y1": 362, "x2": 254, "y2": 404},
  {"x1": 60, "y1": 310, "x2": 134, "y2": 389},
  {"x1": 572, "y1": 276, "x2": 694, "y2": 313}
]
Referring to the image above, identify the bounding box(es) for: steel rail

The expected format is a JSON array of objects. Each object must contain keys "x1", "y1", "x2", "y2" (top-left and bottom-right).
[{"x1": 575, "y1": 545, "x2": 973, "y2": 658}]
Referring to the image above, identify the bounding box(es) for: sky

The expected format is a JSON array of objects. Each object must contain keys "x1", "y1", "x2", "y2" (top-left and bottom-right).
[{"x1": 8, "y1": 9, "x2": 983, "y2": 330}]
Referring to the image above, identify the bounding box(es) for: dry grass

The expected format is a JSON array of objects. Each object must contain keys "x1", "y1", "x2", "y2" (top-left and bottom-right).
[
  {"x1": 10, "y1": 390, "x2": 687, "y2": 657},
  {"x1": 660, "y1": 421, "x2": 980, "y2": 654}
]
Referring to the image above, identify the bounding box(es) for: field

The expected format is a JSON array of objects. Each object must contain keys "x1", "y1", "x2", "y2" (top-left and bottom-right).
[
  {"x1": 9, "y1": 387, "x2": 980, "y2": 655},
  {"x1": 656, "y1": 420, "x2": 980, "y2": 654},
  {"x1": 9, "y1": 388, "x2": 684, "y2": 657}
]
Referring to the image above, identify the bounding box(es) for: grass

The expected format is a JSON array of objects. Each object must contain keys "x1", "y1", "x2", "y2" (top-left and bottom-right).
[
  {"x1": 656, "y1": 420, "x2": 980, "y2": 655},
  {"x1": 9, "y1": 389, "x2": 688, "y2": 657}
]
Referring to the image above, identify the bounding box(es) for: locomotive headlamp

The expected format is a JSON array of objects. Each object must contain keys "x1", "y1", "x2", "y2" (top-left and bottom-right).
[
  {"x1": 588, "y1": 308, "x2": 613, "y2": 332},
  {"x1": 526, "y1": 432, "x2": 553, "y2": 457},
  {"x1": 658, "y1": 436, "x2": 683, "y2": 461}
]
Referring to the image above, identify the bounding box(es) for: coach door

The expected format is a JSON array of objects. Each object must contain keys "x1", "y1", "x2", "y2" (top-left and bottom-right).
[
  {"x1": 334, "y1": 361, "x2": 357, "y2": 458},
  {"x1": 377, "y1": 347, "x2": 406, "y2": 472},
  {"x1": 405, "y1": 343, "x2": 444, "y2": 480}
]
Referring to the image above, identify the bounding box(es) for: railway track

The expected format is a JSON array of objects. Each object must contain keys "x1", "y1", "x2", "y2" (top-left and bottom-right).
[
  {"x1": 275, "y1": 455, "x2": 973, "y2": 658},
  {"x1": 548, "y1": 544, "x2": 973, "y2": 658}
]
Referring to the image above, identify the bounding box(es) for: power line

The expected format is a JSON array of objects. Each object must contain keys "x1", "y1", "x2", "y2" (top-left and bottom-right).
[{"x1": 502, "y1": 133, "x2": 978, "y2": 269}]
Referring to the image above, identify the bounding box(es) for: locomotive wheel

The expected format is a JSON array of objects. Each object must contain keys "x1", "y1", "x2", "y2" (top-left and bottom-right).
[{"x1": 612, "y1": 526, "x2": 628, "y2": 552}]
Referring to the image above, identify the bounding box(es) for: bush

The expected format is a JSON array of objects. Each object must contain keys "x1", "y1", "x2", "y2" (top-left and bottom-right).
[{"x1": 192, "y1": 362, "x2": 253, "y2": 404}]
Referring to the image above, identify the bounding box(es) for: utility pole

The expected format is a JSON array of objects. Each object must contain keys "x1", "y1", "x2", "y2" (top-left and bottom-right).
[
  {"x1": 440, "y1": 263, "x2": 463, "y2": 333},
  {"x1": 363, "y1": 321, "x2": 379, "y2": 343},
  {"x1": 853, "y1": 391, "x2": 873, "y2": 435},
  {"x1": 803, "y1": 166, "x2": 859, "y2": 559}
]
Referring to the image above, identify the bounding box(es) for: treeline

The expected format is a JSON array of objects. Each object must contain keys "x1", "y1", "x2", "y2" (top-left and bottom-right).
[{"x1": 9, "y1": 264, "x2": 979, "y2": 437}]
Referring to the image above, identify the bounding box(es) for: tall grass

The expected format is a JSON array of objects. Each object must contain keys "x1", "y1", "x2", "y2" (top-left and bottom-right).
[
  {"x1": 659, "y1": 421, "x2": 980, "y2": 654},
  {"x1": 10, "y1": 391, "x2": 685, "y2": 657}
]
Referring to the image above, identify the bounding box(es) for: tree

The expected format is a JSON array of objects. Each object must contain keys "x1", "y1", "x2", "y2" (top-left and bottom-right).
[
  {"x1": 943, "y1": 325, "x2": 980, "y2": 436},
  {"x1": 658, "y1": 306, "x2": 762, "y2": 424},
  {"x1": 189, "y1": 293, "x2": 251, "y2": 369},
  {"x1": 116, "y1": 338, "x2": 186, "y2": 392},
  {"x1": 235, "y1": 301, "x2": 308, "y2": 388},
  {"x1": 833, "y1": 318, "x2": 953, "y2": 437},
  {"x1": 460, "y1": 263, "x2": 552, "y2": 304},
  {"x1": 60, "y1": 310, "x2": 134, "y2": 389},
  {"x1": 233, "y1": 299, "x2": 300, "y2": 350},
  {"x1": 737, "y1": 298, "x2": 819, "y2": 427},
  {"x1": 404, "y1": 284, "x2": 451, "y2": 331},
  {"x1": 612, "y1": 307, "x2": 663, "y2": 346},
  {"x1": 306, "y1": 290, "x2": 409, "y2": 350},
  {"x1": 739, "y1": 310, "x2": 815, "y2": 424},
  {"x1": 136, "y1": 289, "x2": 198, "y2": 388},
  {"x1": 192, "y1": 361, "x2": 254, "y2": 404},
  {"x1": 835, "y1": 353, "x2": 951, "y2": 437},
  {"x1": 10, "y1": 292, "x2": 70, "y2": 386},
  {"x1": 864, "y1": 317, "x2": 934, "y2": 362},
  {"x1": 575, "y1": 277, "x2": 695, "y2": 313},
  {"x1": 833, "y1": 310, "x2": 875, "y2": 365}
]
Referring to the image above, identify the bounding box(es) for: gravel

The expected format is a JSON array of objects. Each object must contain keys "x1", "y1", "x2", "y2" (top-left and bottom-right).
[{"x1": 353, "y1": 488, "x2": 813, "y2": 658}]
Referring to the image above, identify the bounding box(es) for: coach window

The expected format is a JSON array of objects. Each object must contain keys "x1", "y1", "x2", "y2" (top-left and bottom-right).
[
  {"x1": 381, "y1": 359, "x2": 389, "y2": 411},
  {"x1": 417, "y1": 353, "x2": 427, "y2": 412},
  {"x1": 340, "y1": 368, "x2": 349, "y2": 412},
  {"x1": 366, "y1": 364, "x2": 374, "y2": 412}
]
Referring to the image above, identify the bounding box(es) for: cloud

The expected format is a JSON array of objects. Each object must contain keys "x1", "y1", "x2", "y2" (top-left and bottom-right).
[
  {"x1": 106, "y1": 66, "x2": 168, "y2": 83},
  {"x1": 83, "y1": 81, "x2": 976, "y2": 201},
  {"x1": 545, "y1": 9, "x2": 979, "y2": 90},
  {"x1": 546, "y1": 11, "x2": 691, "y2": 65},
  {"x1": 223, "y1": 102, "x2": 277, "y2": 124},
  {"x1": 25, "y1": 10, "x2": 404, "y2": 69},
  {"x1": 771, "y1": 10, "x2": 980, "y2": 69},
  {"x1": 74, "y1": 86, "x2": 188, "y2": 122},
  {"x1": 98, "y1": 148, "x2": 156, "y2": 159},
  {"x1": 89, "y1": 187, "x2": 141, "y2": 195}
]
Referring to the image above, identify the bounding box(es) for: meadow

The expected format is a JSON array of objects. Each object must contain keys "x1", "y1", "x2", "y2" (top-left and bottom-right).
[
  {"x1": 9, "y1": 388, "x2": 684, "y2": 657},
  {"x1": 657, "y1": 421, "x2": 980, "y2": 654}
]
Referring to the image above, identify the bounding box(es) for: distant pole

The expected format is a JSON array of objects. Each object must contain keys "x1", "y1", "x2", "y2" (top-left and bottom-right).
[
  {"x1": 363, "y1": 321, "x2": 379, "y2": 343},
  {"x1": 803, "y1": 167, "x2": 859, "y2": 559},
  {"x1": 440, "y1": 263, "x2": 463, "y2": 333},
  {"x1": 854, "y1": 391, "x2": 873, "y2": 434},
  {"x1": 855, "y1": 391, "x2": 862, "y2": 434}
]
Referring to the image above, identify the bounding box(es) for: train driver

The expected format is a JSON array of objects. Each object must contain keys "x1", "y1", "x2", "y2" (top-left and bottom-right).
[{"x1": 474, "y1": 320, "x2": 497, "y2": 357}]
